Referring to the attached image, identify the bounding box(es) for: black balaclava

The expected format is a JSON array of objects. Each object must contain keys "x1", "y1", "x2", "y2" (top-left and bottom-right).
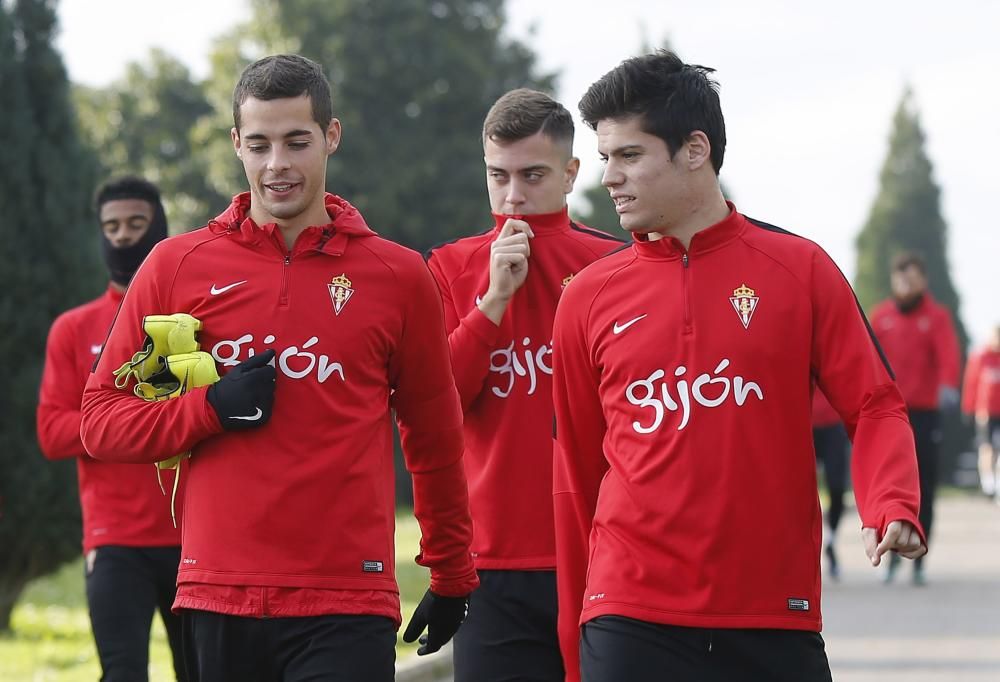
[{"x1": 97, "y1": 177, "x2": 169, "y2": 286}]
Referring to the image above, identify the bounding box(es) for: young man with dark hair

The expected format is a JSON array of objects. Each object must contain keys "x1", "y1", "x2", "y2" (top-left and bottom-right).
[
  {"x1": 37, "y1": 176, "x2": 186, "y2": 682},
  {"x1": 80, "y1": 54, "x2": 478, "y2": 681},
  {"x1": 962, "y1": 325, "x2": 1000, "y2": 503},
  {"x1": 425, "y1": 88, "x2": 620, "y2": 681},
  {"x1": 551, "y1": 51, "x2": 926, "y2": 682},
  {"x1": 870, "y1": 251, "x2": 961, "y2": 585}
]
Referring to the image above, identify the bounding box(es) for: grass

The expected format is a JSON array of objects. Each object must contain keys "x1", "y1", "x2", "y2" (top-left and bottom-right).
[{"x1": 0, "y1": 513, "x2": 430, "y2": 681}]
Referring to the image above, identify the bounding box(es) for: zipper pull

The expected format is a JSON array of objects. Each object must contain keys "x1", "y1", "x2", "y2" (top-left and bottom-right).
[{"x1": 682, "y1": 253, "x2": 689, "y2": 267}]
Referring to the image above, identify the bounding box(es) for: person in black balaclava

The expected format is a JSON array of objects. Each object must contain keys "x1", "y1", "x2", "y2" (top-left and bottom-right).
[
  {"x1": 37, "y1": 176, "x2": 187, "y2": 681},
  {"x1": 97, "y1": 176, "x2": 169, "y2": 288}
]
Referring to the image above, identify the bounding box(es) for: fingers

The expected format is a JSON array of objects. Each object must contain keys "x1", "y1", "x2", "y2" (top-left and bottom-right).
[
  {"x1": 864, "y1": 521, "x2": 928, "y2": 567},
  {"x1": 492, "y1": 253, "x2": 528, "y2": 271},
  {"x1": 241, "y1": 348, "x2": 276, "y2": 369},
  {"x1": 498, "y1": 218, "x2": 534, "y2": 239}
]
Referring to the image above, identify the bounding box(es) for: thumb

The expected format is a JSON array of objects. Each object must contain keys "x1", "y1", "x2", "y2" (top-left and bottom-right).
[
  {"x1": 241, "y1": 348, "x2": 276, "y2": 369},
  {"x1": 861, "y1": 527, "x2": 879, "y2": 565},
  {"x1": 402, "y1": 609, "x2": 425, "y2": 643},
  {"x1": 874, "y1": 521, "x2": 902, "y2": 563}
]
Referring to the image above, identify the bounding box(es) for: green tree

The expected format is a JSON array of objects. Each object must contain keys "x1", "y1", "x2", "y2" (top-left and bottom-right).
[
  {"x1": 199, "y1": 0, "x2": 556, "y2": 251},
  {"x1": 855, "y1": 89, "x2": 966, "y2": 344},
  {"x1": 0, "y1": 0, "x2": 101, "y2": 631},
  {"x1": 74, "y1": 49, "x2": 227, "y2": 231}
]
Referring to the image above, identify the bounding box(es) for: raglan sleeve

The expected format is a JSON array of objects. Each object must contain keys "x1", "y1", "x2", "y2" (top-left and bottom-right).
[
  {"x1": 809, "y1": 247, "x2": 924, "y2": 543},
  {"x1": 36, "y1": 313, "x2": 88, "y2": 459},
  {"x1": 391, "y1": 254, "x2": 479, "y2": 597},
  {"x1": 425, "y1": 249, "x2": 501, "y2": 411},
  {"x1": 961, "y1": 350, "x2": 982, "y2": 416},
  {"x1": 552, "y1": 279, "x2": 609, "y2": 682},
  {"x1": 80, "y1": 245, "x2": 223, "y2": 462}
]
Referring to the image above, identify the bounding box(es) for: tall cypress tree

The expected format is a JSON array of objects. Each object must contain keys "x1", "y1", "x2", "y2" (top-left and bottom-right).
[
  {"x1": 854, "y1": 89, "x2": 967, "y2": 348},
  {"x1": 0, "y1": 0, "x2": 101, "y2": 630}
]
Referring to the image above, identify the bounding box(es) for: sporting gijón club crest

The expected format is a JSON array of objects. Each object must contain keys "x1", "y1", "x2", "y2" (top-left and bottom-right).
[
  {"x1": 730, "y1": 284, "x2": 759, "y2": 330},
  {"x1": 328, "y1": 273, "x2": 354, "y2": 316}
]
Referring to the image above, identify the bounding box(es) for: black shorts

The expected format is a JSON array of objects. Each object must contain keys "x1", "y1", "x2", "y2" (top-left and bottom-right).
[
  {"x1": 580, "y1": 615, "x2": 832, "y2": 682},
  {"x1": 452, "y1": 569, "x2": 563, "y2": 682},
  {"x1": 976, "y1": 417, "x2": 1000, "y2": 449},
  {"x1": 182, "y1": 610, "x2": 395, "y2": 682}
]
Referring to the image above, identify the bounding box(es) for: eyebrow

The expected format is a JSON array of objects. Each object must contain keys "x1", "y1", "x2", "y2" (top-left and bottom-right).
[
  {"x1": 243, "y1": 129, "x2": 315, "y2": 141},
  {"x1": 602, "y1": 144, "x2": 644, "y2": 156},
  {"x1": 102, "y1": 213, "x2": 150, "y2": 225},
  {"x1": 486, "y1": 164, "x2": 552, "y2": 173}
]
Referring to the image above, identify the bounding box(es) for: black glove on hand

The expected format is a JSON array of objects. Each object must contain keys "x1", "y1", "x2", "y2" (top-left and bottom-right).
[
  {"x1": 401, "y1": 589, "x2": 469, "y2": 656},
  {"x1": 207, "y1": 349, "x2": 277, "y2": 431}
]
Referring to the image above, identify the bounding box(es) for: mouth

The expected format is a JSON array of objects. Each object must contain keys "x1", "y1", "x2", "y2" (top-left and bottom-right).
[
  {"x1": 611, "y1": 195, "x2": 635, "y2": 213},
  {"x1": 263, "y1": 181, "x2": 300, "y2": 197}
]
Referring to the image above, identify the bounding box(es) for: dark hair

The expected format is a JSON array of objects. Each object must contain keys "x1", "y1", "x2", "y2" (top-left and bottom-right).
[
  {"x1": 94, "y1": 176, "x2": 163, "y2": 214},
  {"x1": 892, "y1": 251, "x2": 927, "y2": 275},
  {"x1": 579, "y1": 50, "x2": 726, "y2": 174},
  {"x1": 483, "y1": 88, "x2": 574, "y2": 153},
  {"x1": 232, "y1": 54, "x2": 332, "y2": 131}
]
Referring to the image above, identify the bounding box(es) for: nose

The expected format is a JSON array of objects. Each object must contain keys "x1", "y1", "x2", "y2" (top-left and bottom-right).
[
  {"x1": 601, "y1": 161, "x2": 623, "y2": 188},
  {"x1": 267, "y1": 148, "x2": 292, "y2": 173},
  {"x1": 505, "y1": 179, "x2": 526, "y2": 208}
]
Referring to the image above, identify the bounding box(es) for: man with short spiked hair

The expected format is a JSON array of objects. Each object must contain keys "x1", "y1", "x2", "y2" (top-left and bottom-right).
[{"x1": 426, "y1": 88, "x2": 621, "y2": 681}]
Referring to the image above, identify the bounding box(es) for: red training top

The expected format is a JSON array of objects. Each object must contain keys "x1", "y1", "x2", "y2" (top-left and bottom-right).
[
  {"x1": 869, "y1": 294, "x2": 960, "y2": 410},
  {"x1": 962, "y1": 346, "x2": 1000, "y2": 417},
  {"x1": 426, "y1": 208, "x2": 621, "y2": 569},
  {"x1": 552, "y1": 206, "x2": 923, "y2": 682},
  {"x1": 37, "y1": 285, "x2": 183, "y2": 553},
  {"x1": 81, "y1": 193, "x2": 478, "y2": 624}
]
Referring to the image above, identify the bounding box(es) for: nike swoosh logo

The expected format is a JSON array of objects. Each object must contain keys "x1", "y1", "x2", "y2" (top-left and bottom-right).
[
  {"x1": 613, "y1": 314, "x2": 647, "y2": 335},
  {"x1": 210, "y1": 280, "x2": 248, "y2": 295},
  {"x1": 230, "y1": 407, "x2": 263, "y2": 421}
]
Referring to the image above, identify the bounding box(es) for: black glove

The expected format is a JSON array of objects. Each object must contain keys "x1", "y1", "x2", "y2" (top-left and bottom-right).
[
  {"x1": 401, "y1": 589, "x2": 469, "y2": 655},
  {"x1": 207, "y1": 349, "x2": 277, "y2": 431}
]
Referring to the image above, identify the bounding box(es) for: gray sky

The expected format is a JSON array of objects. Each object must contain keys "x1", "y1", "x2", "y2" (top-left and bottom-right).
[{"x1": 57, "y1": 0, "x2": 999, "y2": 344}]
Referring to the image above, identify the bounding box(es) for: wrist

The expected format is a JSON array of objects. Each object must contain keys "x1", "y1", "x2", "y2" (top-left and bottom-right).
[{"x1": 478, "y1": 291, "x2": 511, "y2": 325}]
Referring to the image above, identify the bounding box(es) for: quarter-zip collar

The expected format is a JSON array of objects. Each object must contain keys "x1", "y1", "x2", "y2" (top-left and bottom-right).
[
  {"x1": 632, "y1": 202, "x2": 744, "y2": 261},
  {"x1": 208, "y1": 192, "x2": 376, "y2": 257}
]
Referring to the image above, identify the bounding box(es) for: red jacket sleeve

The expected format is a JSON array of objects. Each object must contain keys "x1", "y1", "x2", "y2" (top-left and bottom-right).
[
  {"x1": 809, "y1": 249, "x2": 924, "y2": 543},
  {"x1": 933, "y1": 304, "x2": 961, "y2": 390},
  {"x1": 36, "y1": 313, "x2": 87, "y2": 459},
  {"x1": 552, "y1": 283, "x2": 609, "y2": 682},
  {"x1": 961, "y1": 350, "x2": 982, "y2": 415},
  {"x1": 390, "y1": 257, "x2": 479, "y2": 597},
  {"x1": 425, "y1": 252, "x2": 501, "y2": 411},
  {"x1": 80, "y1": 248, "x2": 223, "y2": 463}
]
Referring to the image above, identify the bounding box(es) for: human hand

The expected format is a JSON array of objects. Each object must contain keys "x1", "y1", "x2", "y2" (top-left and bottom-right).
[
  {"x1": 401, "y1": 589, "x2": 470, "y2": 655},
  {"x1": 861, "y1": 520, "x2": 926, "y2": 566},
  {"x1": 479, "y1": 219, "x2": 533, "y2": 324}
]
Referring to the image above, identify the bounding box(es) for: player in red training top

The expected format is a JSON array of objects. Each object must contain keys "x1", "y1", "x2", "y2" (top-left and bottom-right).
[
  {"x1": 552, "y1": 51, "x2": 926, "y2": 682},
  {"x1": 80, "y1": 55, "x2": 477, "y2": 681},
  {"x1": 870, "y1": 252, "x2": 961, "y2": 585},
  {"x1": 962, "y1": 324, "x2": 1000, "y2": 503},
  {"x1": 38, "y1": 176, "x2": 185, "y2": 682},
  {"x1": 426, "y1": 89, "x2": 621, "y2": 682}
]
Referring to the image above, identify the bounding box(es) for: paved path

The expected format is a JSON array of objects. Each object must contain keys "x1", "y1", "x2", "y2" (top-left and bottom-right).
[{"x1": 822, "y1": 494, "x2": 1000, "y2": 681}]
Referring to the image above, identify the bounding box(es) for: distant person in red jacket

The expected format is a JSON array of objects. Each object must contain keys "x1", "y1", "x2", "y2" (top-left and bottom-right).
[
  {"x1": 870, "y1": 252, "x2": 961, "y2": 584},
  {"x1": 962, "y1": 325, "x2": 1000, "y2": 502},
  {"x1": 36, "y1": 176, "x2": 185, "y2": 682},
  {"x1": 79, "y1": 54, "x2": 478, "y2": 681},
  {"x1": 426, "y1": 89, "x2": 621, "y2": 682},
  {"x1": 552, "y1": 50, "x2": 925, "y2": 682},
  {"x1": 812, "y1": 390, "x2": 850, "y2": 580}
]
